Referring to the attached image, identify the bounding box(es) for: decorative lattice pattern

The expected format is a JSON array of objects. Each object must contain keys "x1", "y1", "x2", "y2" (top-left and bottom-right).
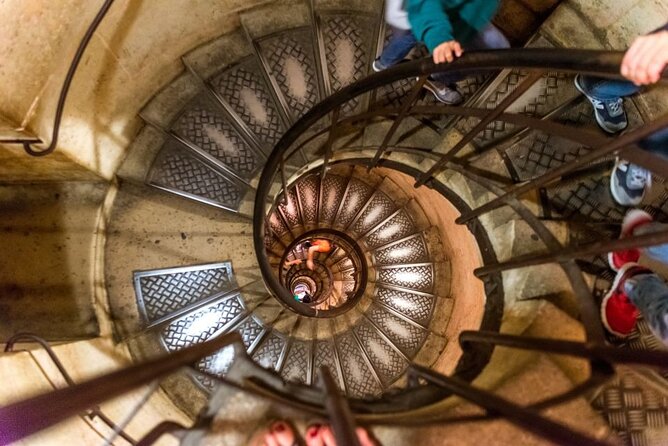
[
  {"x1": 374, "y1": 234, "x2": 430, "y2": 265},
  {"x1": 335, "y1": 331, "x2": 382, "y2": 398},
  {"x1": 173, "y1": 99, "x2": 260, "y2": 179},
  {"x1": 337, "y1": 179, "x2": 373, "y2": 228},
  {"x1": 350, "y1": 191, "x2": 396, "y2": 236},
  {"x1": 313, "y1": 340, "x2": 343, "y2": 391},
  {"x1": 320, "y1": 14, "x2": 372, "y2": 114},
  {"x1": 148, "y1": 144, "x2": 243, "y2": 209},
  {"x1": 259, "y1": 28, "x2": 320, "y2": 120},
  {"x1": 211, "y1": 57, "x2": 284, "y2": 147},
  {"x1": 280, "y1": 340, "x2": 310, "y2": 384},
  {"x1": 377, "y1": 265, "x2": 434, "y2": 293},
  {"x1": 364, "y1": 209, "x2": 416, "y2": 250},
  {"x1": 278, "y1": 187, "x2": 302, "y2": 228},
  {"x1": 297, "y1": 174, "x2": 319, "y2": 225},
  {"x1": 591, "y1": 371, "x2": 668, "y2": 446},
  {"x1": 236, "y1": 316, "x2": 265, "y2": 349},
  {"x1": 161, "y1": 297, "x2": 243, "y2": 350},
  {"x1": 320, "y1": 174, "x2": 348, "y2": 223},
  {"x1": 136, "y1": 264, "x2": 233, "y2": 321},
  {"x1": 367, "y1": 305, "x2": 428, "y2": 357},
  {"x1": 251, "y1": 330, "x2": 285, "y2": 370},
  {"x1": 353, "y1": 320, "x2": 408, "y2": 385},
  {"x1": 375, "y1": 286, "x2": 435, "y2": 326}
]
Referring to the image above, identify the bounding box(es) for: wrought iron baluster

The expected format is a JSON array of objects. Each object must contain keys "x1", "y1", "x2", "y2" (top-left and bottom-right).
[
  {"x1": 368, "y1": 76, "x2": 428, "y2": 170},
  {"x1": 319, "y1": 366, "x2": 361, "y2": 446},
  {"x1": 475, "y1": 227, "x2": 668, "y2": 276},
  {"x1": 456, "y1": 113, "x2": 668, "y2": 224},
  {"x1": 414, "y1": 70, "x2": 545, "y2": 187},
  {"x1": 321, "y1": 105, "x2": 341, "y2": 181},
  {"x1": 410, "y1": 365, "x2": 611, "y2": 446},
  {"x1": 0, "y1": 333, "x2": 241, "y2": 444}
]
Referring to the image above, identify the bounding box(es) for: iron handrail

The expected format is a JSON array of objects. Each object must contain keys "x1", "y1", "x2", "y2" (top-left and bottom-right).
[
  {"x1": 0, "y1": 332, "x2": 241, "y2": 444},
  {"x1": 3, "y1": 333, "x2": 137, "y2": 444},
  {"x1": 253, "y1": 48, "x2": 668, "y2": 332},
  {"x1": 5, "y1": 0, "x2": 116, "y2": 156}
]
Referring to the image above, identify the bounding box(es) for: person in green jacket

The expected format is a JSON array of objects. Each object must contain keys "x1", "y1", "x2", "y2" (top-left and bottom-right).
[{"x1": 407, "y1": 0, "x2": 509, "y2": 104}]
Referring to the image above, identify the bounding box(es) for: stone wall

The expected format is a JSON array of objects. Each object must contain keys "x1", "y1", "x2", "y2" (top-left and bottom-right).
[{"x1": 542, "y1": 0, "x2": 668, "y2": 119}]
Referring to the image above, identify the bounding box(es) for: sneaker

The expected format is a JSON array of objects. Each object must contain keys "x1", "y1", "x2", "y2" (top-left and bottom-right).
[
  {"x1": 601, "y1": 263, "x2": 648, "y2": 337},
  {"x1": 424, "y1": 79, "x2": 464, "y2": 105},
  {"x1": 608, "y1": 209, "x2": 653, "y2": 270},
  {"x1": 610, "y1": 159, "x2": 652, "y2": 207},
  {"x1": 574, "y1": 75, "x2": 628, "y2": 133},
  {"x1": 372, "y1": 59, "x2": 387, "y2": 72}
]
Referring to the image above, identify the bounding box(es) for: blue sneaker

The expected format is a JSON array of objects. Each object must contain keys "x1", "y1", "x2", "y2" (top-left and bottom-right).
[
  {"x1": 610, "y1": 159, "x2": 651, "y2": 207},
  {"x1": 574, "y1": 75, "x2": 628, "y2": 134}
]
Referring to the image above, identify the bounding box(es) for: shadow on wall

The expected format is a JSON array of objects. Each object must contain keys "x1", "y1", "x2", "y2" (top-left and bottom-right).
[{"x1": 0, "y1": 182, "x2": 106, "y2": 341}]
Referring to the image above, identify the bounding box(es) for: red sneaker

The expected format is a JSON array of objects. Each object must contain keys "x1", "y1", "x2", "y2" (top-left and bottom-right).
[
  {"x1": 608, "y1": 209, "x2": 653, "y2": 271},
  {"x1": 601, "y1": 263, "x2": 649, "y2": 337}
]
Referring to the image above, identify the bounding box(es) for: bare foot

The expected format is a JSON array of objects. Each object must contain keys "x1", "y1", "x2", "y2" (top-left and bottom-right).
[
  {"x1": 253, "y1": 421, "x2": 296, "y2": 446},
  {"x1": 305, "y1": 424, "x2": 377, "y2": 446}
]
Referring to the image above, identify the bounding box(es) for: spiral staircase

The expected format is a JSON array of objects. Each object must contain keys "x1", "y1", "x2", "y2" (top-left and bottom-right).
[{"x1": 3, "y1": 0, "x2": 668, "y2": 445}]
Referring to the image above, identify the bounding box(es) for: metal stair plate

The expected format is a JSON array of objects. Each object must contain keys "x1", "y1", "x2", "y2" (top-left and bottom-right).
[
  {"x1": 349, "y1": 191, "x2": 396, "y2": 236},
  {"x1": 376, "y1": 264, "x2": 435, "y2": 293},
  {"x1": 334, "y1": 331, "x2": 382, "y2": 398},
  {"x1": 147, "y1": 140, "x2": 246, "y2": 211},
  {"x1": 319, "y1": 174, "x2": 348, "y2": 224},
  {"x1": 251, "y1": 330, "x2": 287, "y2": 371},
  {"x1": 172, "y1": 95, "x2": 263, "y2": 180},
  {"x1": 366, "y1": 304, "x2": 428, "y2": 358},
  {"x1": 296, "y1": 174, "x2": 320, "y2": 226},
  {"x1": 353, "y1": 319, "x2": 409, "y2": 386},
  {"x1": 313, "y1": 340, "x2": 345, "y2": 391},
  {"x1": 317, "y1": 12, "x2": 375, "y2": 114},
  {"x1": 280, "y1": 340, "x2": 312, "y2": 385},
  {"x1": 256, "y1": 27, "x2": 321, "y2": 121},
  {"x1": 161, "y1": 295, "x2": 244, "y2": 351},
  {"x1": 133, "y1": 262, "x2": 235, "y2": 322},
  {"x1": 373, "y1": 234, "x2": 430, "y2": 266},
  {"x1": 363, "y1": 209, "x2": 417, "y2": 250},
  {"x1": 336, "y1": 178, "x2": 374, "y2": 228},
  {"x1": 374, "y1": 286, "x2": 435, "y2": 327},
  {"x1": 210, "y1": 56, "x2": 286, "y2": 148}
]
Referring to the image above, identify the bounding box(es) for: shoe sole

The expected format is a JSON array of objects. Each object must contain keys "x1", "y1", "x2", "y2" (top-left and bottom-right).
[
  {"x1": 608, "y1": 209, "x2": 653, "y2": 270},
  {"x1": 600, "y1": 262, "x2": 639, "y2": 338},
  {"x1": 573, "y1": 76, "x2": 627, "y2": 134},
  {"x1": 609, "y1": 158, "x2": 644, "y2": 207},
  {"x1": 422, "y1": 83, "x2": 464, "y2": 105},
  {"x1": 621, "y1": 209, "x2": 653, "y2": 236}
]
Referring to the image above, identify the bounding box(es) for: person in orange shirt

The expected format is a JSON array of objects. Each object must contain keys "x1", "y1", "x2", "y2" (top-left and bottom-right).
[{"x1": 303, "y1": 239, "x2": 332, "y2": 271}]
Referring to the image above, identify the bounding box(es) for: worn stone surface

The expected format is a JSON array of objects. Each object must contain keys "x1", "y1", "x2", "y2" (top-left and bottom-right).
[
  {"x1": 104, "y1": 181, "x2": 257, "y2": 336},
  {"x1": 0, "y1": 181, "x2": 107, "y2": 340}
]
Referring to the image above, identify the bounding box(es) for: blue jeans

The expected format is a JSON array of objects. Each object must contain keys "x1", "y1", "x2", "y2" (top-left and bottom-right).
[
  {"x1": 626, "y1": 274, "x2": 668, "y2": 346},
  {"x1": 578, "y1": 76, "x2": 668, "y2": 157},
  {"x1": 634, "y1": 222, "x2": 668, "y2": 263},
  {"x1": 432, "y1": 23, "x2": 510, "y2": 85},
  {"x1": 378, "y1": 27, "x2": 418, "y2": 68}
]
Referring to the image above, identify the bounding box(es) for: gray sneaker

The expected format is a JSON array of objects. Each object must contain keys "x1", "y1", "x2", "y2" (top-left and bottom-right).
[
  {"x1": 574, "y1": 75, "x2": 628, "y2": 134},
  {"x1": 424, "y1": 79, "x2": 464, "y2": 105},
  {"x1": 610, "y1": 159, "x2": 651, "y2": 207}
]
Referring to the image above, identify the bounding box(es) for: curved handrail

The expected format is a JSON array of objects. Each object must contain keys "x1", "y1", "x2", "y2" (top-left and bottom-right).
[
  {"x1": 19, "y1": 0, "x2": 116, "y2": 156},
  {"x1": 253, "y1": 48, "x2": 668, "y2": 320},
  {"x1": 4, "y1": 332, "x2": 136, "y2": 444}
]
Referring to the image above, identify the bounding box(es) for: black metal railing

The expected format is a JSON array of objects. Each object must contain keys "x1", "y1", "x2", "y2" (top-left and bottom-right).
[
  {"x1": 249, "y1": 49, "x2": 668, "y2": 444},
  {"x1": 3, "y1": 0, "x2": 115, "y2": 156},
  {"x1": 3, "y1": 50, "x2": 668, "y2": 446}
]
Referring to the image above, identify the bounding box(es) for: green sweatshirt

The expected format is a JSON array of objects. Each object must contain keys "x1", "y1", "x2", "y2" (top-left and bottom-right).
[{"x1": 407, "y1": 0, "x2": 500, "y2": 52}]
